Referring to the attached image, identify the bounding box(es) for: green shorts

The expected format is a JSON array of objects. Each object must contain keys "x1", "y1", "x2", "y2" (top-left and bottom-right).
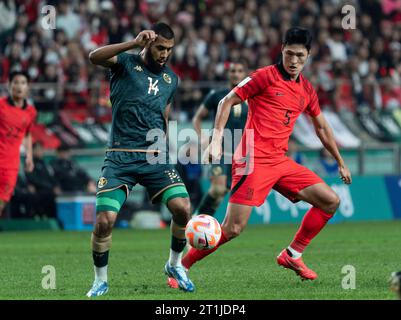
[
  {"x1": 96, "y1": 151, "x2": 188, "y2": 203},
  {"x1": 210, "y1": 162, "x2": 232, "y2": 190}
]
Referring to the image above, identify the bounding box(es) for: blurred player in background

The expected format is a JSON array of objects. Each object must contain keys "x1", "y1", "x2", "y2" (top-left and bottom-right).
[
  {"x1": 180, "y1": 27, "x2": 352, "y2": 283},
  {"x1": 0, "y1": 71, "x2": 36, "y2": 216},
  {"x1": 192, "y1": 60, "x2": 248, "y2": 216},
  {"x1": 87, "y1": 22, "x2": 194, "y2": 296}
]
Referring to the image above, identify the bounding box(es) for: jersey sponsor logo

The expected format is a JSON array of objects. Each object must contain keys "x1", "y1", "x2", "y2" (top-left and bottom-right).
[
  {"x1": 163, "y1": 73, "x2": 171, "y2": 84},
  {"x1": 134, "y1": 65, "x2": 143, "y2": 72},
  {"x1": 147, "y1": 77, "x2": 159, "y2": 95},
  {"x1": 98, "y1": 177, "x2": 108, "y2": 188},
  {"x1": 275, "y1": 92, "x2": 284, "y2": 96},
  {"x1": 237, "y1": 76, "x2": 251, "y2": 88}
]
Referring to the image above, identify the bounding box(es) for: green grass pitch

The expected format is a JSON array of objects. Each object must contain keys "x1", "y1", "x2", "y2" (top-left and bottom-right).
[{"x1": 0, "y1": 221, "x2": 400, "y2": 300}]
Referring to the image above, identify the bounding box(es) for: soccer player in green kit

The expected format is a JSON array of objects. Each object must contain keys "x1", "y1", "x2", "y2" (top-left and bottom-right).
[
  {"x1": 192, "y1": 61, "x2": 248, "y2": 217},
  {"x1": 167, "y1": 61, "x2": 248, "y2": 289},
  {"x1": 86, "y1": 23, "x2": 194, "y2": 296}
]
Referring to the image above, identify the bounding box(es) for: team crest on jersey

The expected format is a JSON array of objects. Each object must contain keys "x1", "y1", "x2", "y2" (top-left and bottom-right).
[
  {"x1": 134, "y1": 65, "x2": 143, "y2": 72},
  {"x1": 98, "y1": 177, "x2": 108, "y2": 188},
  {"x1": 163, "y1": 73, "x2": 171, "y2": 84}
]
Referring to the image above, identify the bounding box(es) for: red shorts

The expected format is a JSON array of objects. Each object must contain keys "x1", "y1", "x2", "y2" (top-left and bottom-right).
[
  {"x1": 229, "y1": 157, "x2": 323, "y2": 206},
  {"x1": 0, "y1": 168, "x2": 19, "y2": 202}
]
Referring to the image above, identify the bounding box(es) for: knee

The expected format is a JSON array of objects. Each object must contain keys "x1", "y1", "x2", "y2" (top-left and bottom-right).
[
  {"x1": 324, "y1": 193, "x2": 340, "y2": 215},
  {"x1": 94, "y1": 212, "x2": 116, "y2": 237},
  {"x1": 222, "y1": 222, "x2": 245, "y2": 240},
  {"x1": 170, "y1": 199, "x2": 192, "y2": 225},
  {"x1": 209, "y1": 184, "x2": 227, "y2": 199}
]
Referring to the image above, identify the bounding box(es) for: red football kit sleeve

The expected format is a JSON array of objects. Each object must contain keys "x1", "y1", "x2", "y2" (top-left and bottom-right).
[
  {"x1": 0, "y1": 97, "x2": 37, "y2": 201},
  {"x1": 230, "y1": 64, "x2": 323, "y2": 206}
]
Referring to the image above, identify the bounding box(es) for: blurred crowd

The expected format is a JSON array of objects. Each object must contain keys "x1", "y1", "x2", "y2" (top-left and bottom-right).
[{"x1": 0, "y1": 0, "x2": 401, "y2": 120}]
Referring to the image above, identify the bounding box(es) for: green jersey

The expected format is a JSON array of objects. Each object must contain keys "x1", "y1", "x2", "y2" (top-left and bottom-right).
[
  {"x1": 108, "y1": 53, "x2": 179, "y2": 152},
  {"x1": 203, "y1": 88, "x2": 248, "y2": 155}
]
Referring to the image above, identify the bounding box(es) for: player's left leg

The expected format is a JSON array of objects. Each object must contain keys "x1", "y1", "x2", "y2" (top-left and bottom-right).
[
  {"x1": 161, "y1": 187, "x2": 195, "y2": 292},
  {"x1": 274, "y1": 159, "x2": 340, "y2": 280}
]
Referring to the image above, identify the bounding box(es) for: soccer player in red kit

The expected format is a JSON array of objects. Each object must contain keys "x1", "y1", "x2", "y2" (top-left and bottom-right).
[
  {"x1": 0, "y1": 71, "x2": 36, "y2": 215},
  {"x1": 180, "y1": 27, "x2": 352, "y2": 283}
]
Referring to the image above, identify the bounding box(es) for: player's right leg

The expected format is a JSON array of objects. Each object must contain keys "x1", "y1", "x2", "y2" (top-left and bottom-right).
[
  {"x1": 194, "y1": 165, "x2": 228, "y2": 216},
  {"x1": 86, "y1": 187, "x2": 127, "y2": 297},
  {"x1": 181, "y1": 202, "x2": 253, "y2": 270}
]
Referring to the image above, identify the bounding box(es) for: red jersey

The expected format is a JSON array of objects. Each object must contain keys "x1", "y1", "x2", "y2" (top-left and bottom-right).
[
  {"x1": 0, "y1": 96, "x2": 37, "y2": 170},
  {"x1": 233, "y1": 63, "x2": 321, "y2": 163}
]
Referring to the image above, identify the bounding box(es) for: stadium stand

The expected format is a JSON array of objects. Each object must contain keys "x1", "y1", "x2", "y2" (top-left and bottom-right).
[{"x1": 0, "y1": 0, "x2": 400, "y2": 221}]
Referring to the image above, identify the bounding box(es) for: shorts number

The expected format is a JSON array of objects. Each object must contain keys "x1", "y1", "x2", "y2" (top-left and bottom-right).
[{"x1": 283, "y1": 110, "x2": 292, "y2": 126}]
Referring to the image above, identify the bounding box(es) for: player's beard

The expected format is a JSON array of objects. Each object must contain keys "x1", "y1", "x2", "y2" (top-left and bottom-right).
[{"x1": 145, "y1": 51, "x2": 167, "y2": 74}]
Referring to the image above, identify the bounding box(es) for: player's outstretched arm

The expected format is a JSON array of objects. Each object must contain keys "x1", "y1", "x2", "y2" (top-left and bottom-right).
[
  {"x1": 204, "y1": 91, "x2": 242, "y2": 162},
  {"x1": 192, "y1": 105, "x2": 208, "y2": 138},
  {"x1": 311, "y1": 113, "x2": 352, "y2": 184},
  {"x1": 88, "y1": 30, "x2": 157, "y2": 67}
]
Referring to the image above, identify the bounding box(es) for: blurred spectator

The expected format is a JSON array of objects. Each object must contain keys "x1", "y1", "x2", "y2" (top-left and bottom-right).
[
  {"x1": 50, "y1": 145, "x2": 96, "y2": 194},
  {"x1": 8, "y1": 173, "x2": 37, "y2": 219},
  {"x1": 25, "y1": 142, "x2": 61, "y2": 218},
  {"x1": 0, "y1": 0, "x2": 399, "y2": 117},
  {"x1": 314, "y1": 149, "x2": 339, "y2": 177}
]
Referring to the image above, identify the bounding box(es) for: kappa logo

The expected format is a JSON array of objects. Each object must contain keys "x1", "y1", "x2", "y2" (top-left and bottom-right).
[
  {"x1": 98, "y1": 177, "x2": 108, "y2": 188},
  {"x1": 163, "y1": 73, "x2": 171, "y2": 84}
]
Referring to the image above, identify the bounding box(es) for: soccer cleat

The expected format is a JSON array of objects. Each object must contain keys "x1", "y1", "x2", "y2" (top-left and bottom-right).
[
  {"x1": 86, "y1": 279, "x2": 109, "y2": 297},
  {"x1": 164, "y1": 262, "x2": 195, "y2": 292},
  {"x1": 277, "y1": 249, "x2": 318, "y2": 280}
]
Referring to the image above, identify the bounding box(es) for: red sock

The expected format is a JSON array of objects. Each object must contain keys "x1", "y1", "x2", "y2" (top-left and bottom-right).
[
  {"x1": 290, "y1": 207, "x2": 333, "y2": 253},
  {"x1": 182, "y1": 230, "x2": 229, "y2": 270}
]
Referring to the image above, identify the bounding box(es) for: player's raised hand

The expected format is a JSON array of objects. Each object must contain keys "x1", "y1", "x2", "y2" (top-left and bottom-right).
[
  {"x1": 133, "y1": 30, "x2": 157, "y2": 48},
  {"x1": 202, "y1": 139, "x2": 222, "y2": 164},
  {"x1": 339, "y1": 165, "x2": 352, "y2": 184}
]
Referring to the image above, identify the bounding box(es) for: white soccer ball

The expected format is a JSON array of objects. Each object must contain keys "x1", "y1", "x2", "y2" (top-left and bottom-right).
[{"x1": 185, "y1": 214, "x2": 222, "y2": 250}]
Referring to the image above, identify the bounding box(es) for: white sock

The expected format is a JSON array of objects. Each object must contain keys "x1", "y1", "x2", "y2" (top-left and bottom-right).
[
  {"x1": 169, "y1": 249, "x2": 183, "y2": 267},
  {"x1": 94, "y1": 265, "x2": 108, "y2": 282},
  {"x1": 287, "y1": 246, "x2": 302, "y2": 259}
]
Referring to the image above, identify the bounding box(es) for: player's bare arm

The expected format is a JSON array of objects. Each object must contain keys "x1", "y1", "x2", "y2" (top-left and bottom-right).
[
  {"x1": 192, "y1": 105, "x2": 208, "y2": 137},
  {"x1": 192, "y1": 105, "x2": 209, "y2": 149},
  {"x1": 23, "y1": 132, "x2": 34, "y2": 173},
  {"x1": 311, "y1": 113, "x2": 352, "y2": 184},
  {"x1": 88, "y1": 30, "x2": 157, "y2": 67},
  {"x1": 204, "y1": 91, "x2": 242, "y2": 162}
]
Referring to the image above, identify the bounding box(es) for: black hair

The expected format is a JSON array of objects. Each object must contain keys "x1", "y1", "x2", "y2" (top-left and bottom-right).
[
  {"x1": 283, "y1": 27, "x2": 312, "y2": 51},
  {"x1": 151, "y1": 22, "x2": 174, "y2": 40},
  {"x1": 229, "y1": 58, "x2": 248, "y2": 69},
  {"x1": 9, "y1": 70, "x2": 30, "y2": 83}
]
